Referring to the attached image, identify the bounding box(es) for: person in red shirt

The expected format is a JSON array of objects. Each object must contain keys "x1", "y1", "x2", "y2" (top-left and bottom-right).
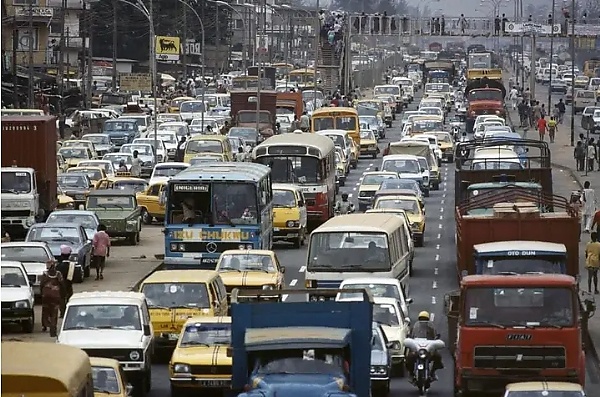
[
  {"x1": 591, "y1": 209, "x2": 600, "y2": 234},
  {"x1": 537, "y1": 115, "x2": 547, "y2": 141},
  {"x1": 92, "y1": 224, "x2": 110, "y2": 280}
]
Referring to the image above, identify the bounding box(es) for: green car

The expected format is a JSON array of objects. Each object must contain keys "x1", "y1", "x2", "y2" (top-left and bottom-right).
[{"x1": 86, "y1": 189, "x2": 142, "y2": 245}]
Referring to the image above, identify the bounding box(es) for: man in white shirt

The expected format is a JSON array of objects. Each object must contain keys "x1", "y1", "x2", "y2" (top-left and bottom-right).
[
  {"x1": 584, "y1": 181, "x2": 597, "y2": 232},
  {"x1": 130, "y1": 150, "x2": 142, "y2": 177}
]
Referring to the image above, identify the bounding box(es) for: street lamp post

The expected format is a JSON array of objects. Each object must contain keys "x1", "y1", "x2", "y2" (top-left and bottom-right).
[
  {"x1": 211, "y1": 0, "x2": 247, "y2": 73},
  {"x1": 547, "y1": 0, "x2": 556, "y2": 112},
  {"x1": 265, "y1": 5, "x2": 285, "y2": 64}
]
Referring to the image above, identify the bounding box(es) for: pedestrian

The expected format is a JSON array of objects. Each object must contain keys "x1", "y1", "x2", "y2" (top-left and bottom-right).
[
  {"x1": 299, "y1": 111, "x2": 310, "y2": 132},
  {"x1": 92, "y1": 224, "x2": 110, "y2": 280},
  {"x1": 557, "y1": 98, "x2": 566, "y2": 123},
  {"x1": 494, "y1": 15, "x2": 501, "y2": 36},
  {"x1": 175, "y1": 136, "x2": 187, "y2": 162},
  {"x1": 235, "y1": 146, "x2": 246, "y2": 162},
  {"x1": 583, "y1": 181, "x2": 597, "y2": 233},
  {"x1": 585, "y1": 232, "x2": 600, "y2": 294},
  {"x1": 536, "y1": 115, "x2": 547, "y2": 141},
  {"x1": 55, "y1": 245, "x2": 75, "y2": 317},
  {"x1": 290, "y1": 115, "x2": 301, "y2": 132},
  {"x1": 130, "y1": 150, "x2": 142, "y2": 177},
  {"x1": 587, "y1": 138, "x2": 597, "y2": 171},
  {"x1": 590, "y1": 208, "x2": 600, "y2": 234},
  {"x1": 547, "y1": 116, "x2": 557, "y2": 143},
  {"x1": 575, "y1": 141, "x2": 586, "y2": 171},
  {"x1": 509, "y1": 86, "x2": 519, "y2": 110},
  {"x1": 40, "y1": 260, "x2": 64, "y2": 336}
]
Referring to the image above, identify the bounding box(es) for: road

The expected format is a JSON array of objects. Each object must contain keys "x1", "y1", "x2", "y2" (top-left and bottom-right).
[{"x1": 4, "y1": 88, "x2": 599, "y2": 396}]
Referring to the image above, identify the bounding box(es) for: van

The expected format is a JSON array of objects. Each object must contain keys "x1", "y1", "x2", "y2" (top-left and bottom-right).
[
  {"x1": 2, "y1": 341, "x2": 94, "y2": 396},
  {"x1": 183, "y1": 135, "x2": 233, "y2": 163},
  {"x1": 304, "y1": 213, "x2": 411, "y2": 299},
  {"x1": 472, "y1": 147, "x2": 523, "y2": 170},
  {"x1": 139, "y1": 270, "x2": 228, "y2": 350},
  {"x1": 574, "y1": 89, "x2": 598, "y2": 113},
  {"x1": 317, "y1": 129, "x2": 358, "y2": 169},
  {"x1": 90, "y1": 357, "x2": 133, "y2": 397},
  {"x1": 272, "y1": 183, "x2": 308, "y2": 248}
]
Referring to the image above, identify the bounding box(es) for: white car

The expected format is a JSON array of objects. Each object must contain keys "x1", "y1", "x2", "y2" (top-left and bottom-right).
[
  {"x1": 1, "y1": 261, "x2": 35, "y2": 333},
  {"x1": 58, "y1": 291, "x2": 154, "y2": 394},
  {"x1": 337, "y1": 277, "x2": 413, "y2": 317},
  {"x1": 76, "y1": 159, "x2": 116, "y2": 177},
  {"x1": 103, "y1": 153, "x2": 134, "y2": 172},
  {"x1": 133, "y1": 138, "x2": 167, "y2": 163},
  {"x1": 149, "y1": 162, "x2": 190, "y2": 185},
  {"x1": 1, "y1": 242, "x2": 54, "y2": 296},
  {"x1": 157, "y1": 121, "x2": 190, "y2": 138},
  {"x1": 593, "y1": 109, "x2": 600, "y2": 132},
  {"x1": 179, "y1": 100, "x2": 208, "y2": 124},
  {"x1": 120, "y1": 114, "x2": 152, "y2": 135},
  {"x1": 146, "y1": 131, "x2": 178, "y2": 160}
]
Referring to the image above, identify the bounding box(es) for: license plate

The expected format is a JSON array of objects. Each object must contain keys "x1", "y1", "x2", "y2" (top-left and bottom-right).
[
  {"x1": 197, "y1": 379, "x2": 229, "y2": 387},
  {"x1": 273, "y1": 227, "x2": 280, "y2": 232},
  {"x1": 168, "y1": 333, "x2": 179, "y2": 340}
]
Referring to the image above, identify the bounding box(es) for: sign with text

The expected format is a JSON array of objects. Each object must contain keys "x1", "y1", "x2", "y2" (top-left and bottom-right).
[
  {"x1": 505, "y1": 22, "x2": 560, "y2": 34},
  {"x1": 119, "y1": 73, "x2": 151, "y2": 92},
  {"x1": 173, "y1": 184, "x2": 209, "y2": 192},
  {"x1": 155, "y1": 36, "x2": 180, "y2": 61},
  {"x1": 15, "y1": 6, "x2": 54, "y2": 18},
  {"x1": 184, "y1": 40, "x2": 202, "y2": 56},
  {"x1": 566, "y1": 23, "x2": 600, "y2": 36}
]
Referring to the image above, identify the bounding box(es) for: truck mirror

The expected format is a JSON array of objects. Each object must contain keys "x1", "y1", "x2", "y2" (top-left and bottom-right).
[
  {"x1": 421, "y1": 168, "x2": 425, "y2": 173},
  {"x1": 280, "y1": 266, "x2": 286, "y2": 273},
  {"x1": 406, "y1": 297, "x2": 413, "y2": 304},
  {"x1": 143, "y1": 324, "x2": 151, "y2": 336},
  {"x1": 226, "y1": 347, "x2": 233, "y2": 357}
]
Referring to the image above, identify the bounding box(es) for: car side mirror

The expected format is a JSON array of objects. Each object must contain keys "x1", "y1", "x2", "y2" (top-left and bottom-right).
[
  {"x1": 126, "y1": 384, "x2": 134, "y2": 396},
  {"x1": 280, "y1": 266, "x2": 286, "y2": 273},
  {"x1": 421, "y1": 168, "x2": 425, "y2": 173},
  {"x1": 386, "y1": 342, "x2": 395, "y2": 349},
  {"x1": 406, "y1": 297, "x2": 413, "y2": 304},
  {"x1": 143, "y1": 324, "x2": 151, "y2": 336},
  {"x1": 435, "y1": 333, "x2": 441, "y2": 339},
  {"x1": 405, "y1": 317, "x2": 411, "y2": 324},
  {"x1": 298, "y1": 200, "x2": 304, "y2": 207},
  {"x1": 226, "y1": 347, "x2": 233, "y2": 357}
]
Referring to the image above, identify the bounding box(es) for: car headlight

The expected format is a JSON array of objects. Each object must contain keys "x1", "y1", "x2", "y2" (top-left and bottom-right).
[
  {"x1": 14, "y1": 300, "x2": 30, "y2": 309},
  {"x1": 262, "y1": 285, "x2": 275, "y2": 290},
  {"x1": 173, "y1": 363, "x2": 190, "y2": 373},
  {"x1": 127, "y1": 219, "x2": 138, "y2": 224},
  {"x1": 370, "y1": 365, "x2": 388, "y2": 375},
  {"x1": 64, "y1": 202, "x2": 75, "y2": 209},
  {"x1": 418, "y1": 349, "x2": 427, "y2": 359},
  {"x1": 411, "y1": 222, "x2": 419, "y2": 229},
  {"x1": 391, "y1": 341, "x2": 401, "y2": 350},
  {"x1": 359, "y1": 191, "x2": 367, "y2": 197},
  {"x1": 369, "y1": 145, "x2": 376, "y2": 150},
  {"x1": 170, "y1": 243, "x2": 186, "y2": 252},
  {"x1": 129, "y1": 350, "x2": 141, "y2": 361},
  {"x1": 286, "y1": 220, "x2": 300, "y2": 228},
  {"x1": 238, "y1": 244, "x2": 253, "y2": 250},
  {"x1": 423, "y1": 176, "x2": 429, "y2": 181}
]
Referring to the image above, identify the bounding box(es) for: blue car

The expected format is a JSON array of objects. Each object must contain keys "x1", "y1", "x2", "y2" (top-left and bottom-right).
[{"x1": 25, "y1": 223, "x2": 93, "y2": 283}]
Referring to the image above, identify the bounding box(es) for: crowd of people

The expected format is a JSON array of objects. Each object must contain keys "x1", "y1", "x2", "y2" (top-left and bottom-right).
[{"x1": 319, "y1": 10, "x2": 346, "y2": 59}]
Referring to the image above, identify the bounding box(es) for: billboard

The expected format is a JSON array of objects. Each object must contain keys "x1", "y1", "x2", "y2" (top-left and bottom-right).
[{"x1": 155, "y1": 36, "x2": 180, "y2": 61}]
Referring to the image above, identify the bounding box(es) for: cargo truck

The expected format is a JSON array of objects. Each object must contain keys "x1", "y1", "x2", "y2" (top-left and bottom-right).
[
  {"x1": 231, "y1": 91, "x2": 278, "y2": 140},
  {"x1": 468, "y1": 52, "x2": 492, "y2": 69},
  {"x1": 463, "y1": 75, "x2": 506, "y2": 134},
  {"x1": 446, "y1": 274, "x2": 589, "y2": 396},
  {"x1": 229, "y1": 288, "x2": 373, "y2": 397},
  {"x1": 1, "y1": 116, "x2": 58, "y2": 236}
]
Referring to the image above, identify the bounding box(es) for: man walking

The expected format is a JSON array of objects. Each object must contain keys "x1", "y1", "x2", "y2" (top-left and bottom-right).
[
  {"x1": 92, "y1": 224, "x2": 110, "y2": 280},
  {"x1": 40, "y1": 260, "x2": 64, "y2": 336},
  {"x1": 583, "y1": 181, "x2": 597, "y2": 233},
  {"x1": 55, "y1": 245, "x2": 75, "y2": 317}
]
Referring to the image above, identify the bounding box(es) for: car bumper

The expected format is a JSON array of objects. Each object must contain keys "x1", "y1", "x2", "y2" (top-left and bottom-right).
[
  {"x1": 459, "y1": 374, "x2": 580, "y2": 394},
  {"x1": 1, "y1": 307, "x2": 34, "y2": 322},
  {"x1": 360, "y1": 149, "x2": 378, "y2": 155},
  {"x1": 170, "y1": 377, "x2": 231, "y2": 389},
  {"x1": 273, "y1": 227, "x2": 302, "y2": 241}
]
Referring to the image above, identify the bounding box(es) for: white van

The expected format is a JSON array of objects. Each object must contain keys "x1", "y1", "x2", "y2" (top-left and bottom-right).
[
  {"x1": 305, "y1": 213, "x2": 411, "y2": 300},
  {"x1": 317, "y1": 129, "x2": 357, "y2": 168},
  {"x1": 472, "y1": 147, "x2": 523, "y2": 170}
]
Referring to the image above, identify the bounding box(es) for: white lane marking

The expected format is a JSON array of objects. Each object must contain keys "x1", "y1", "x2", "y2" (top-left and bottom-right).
[
  {"x1": 439, "y1": 215, "x2": 443, "y2": 220},
  {"x1": 437, "y1": 233, "x2": 441, "y2": 239},
  {"x1": 348, "y1": 193, "x2": 353, "y2": 198},
  {"x1": 439, "y1": 223, "x2": 443, "y2": 228},
  {"x1": 442, "y1": 193, "x2": 446, "y2": 198},
  {"x1": 353, "y1": 187, "x2": 357, "y2": 191},
  {"x1": 355, "y1": 182, "x2": 360, "y2": 186},
  {"x1": 434, "y1": 267, "x2": 439, "y2": 275},
  {"x1": 443, "y1": 182, "x2": 447, "y2": 186},
  {"x1": 440, "y1": 207, "x2": 444, "y2": 212},
  {"x1": 441, "y1": 199, "x2": 444, "y2": 204},
  {"x1": 282, "y1": 294, "x2": 288, "y2": 301},
  {"x1": 432, "y1": 281, "x2": 438, "y2": 289},
  {"x1": 430, "y1": 313, "x2": 435, "y2": 322},
  {"x1": 289, "y1": 279, "x2": 298, "y2": 287},
  {"x1": 299, "y1": 265, "x2": 306, "y2": 273},
  {"x1": 369, "y1": 163, "x2": 374, "y2": 166},
  {"x1": 435, "y1": 254, "x2": 440, "y2": 261},
  {"x1": 436, "y1": 244, "x2": 440, "y2": 250},
  {"x1": 366, "y1": 168, "x2": 371, "y2": 171},
  {"x1": 431, "y1": 296, "x2": 437, "y2": 304}
]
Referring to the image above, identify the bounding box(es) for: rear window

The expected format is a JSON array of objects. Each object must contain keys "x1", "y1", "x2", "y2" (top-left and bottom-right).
[{"x1": 578, "y1": 91, "x2": 595, "y2": 98}]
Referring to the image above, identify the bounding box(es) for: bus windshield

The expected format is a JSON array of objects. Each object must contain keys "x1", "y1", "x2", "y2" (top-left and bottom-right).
[
  {"x1": 308, "y1": 232, "x2": 391, "y2": 271},
  {"x1": 256, "y1": 156, "x2": 319, "y2": 184}
]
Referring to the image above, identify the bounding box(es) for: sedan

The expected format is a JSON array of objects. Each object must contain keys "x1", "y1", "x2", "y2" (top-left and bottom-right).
[
  {"x1": 1, "y1": 241, "x2": 54, "y2": 296},
  {"x1": 24, "y1": 223, "x2": 92, "y2": 282},
  {"x1": 371, "y1": 322, "x2": 393, "y2": 396},
  {"x1": 46, "y1": 210, "x2": 100, "y2": 240}
]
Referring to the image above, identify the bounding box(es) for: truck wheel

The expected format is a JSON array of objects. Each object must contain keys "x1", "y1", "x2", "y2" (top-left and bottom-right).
[
  {"x1": 142, "y1": 209, "x2": 152, "y2": 225},
  {"x1": 22, "y1": 313, "x2": 34, "y2": 333}
]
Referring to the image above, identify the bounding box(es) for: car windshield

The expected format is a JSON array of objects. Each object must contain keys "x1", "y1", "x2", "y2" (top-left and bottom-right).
[
  {"x1": 190, "y1": 156, "x2": 224, "y2": 165},
  {"x1": 78, "y1": 162, "x2": 112, "y2": 175},
  {"x1": 87, "y1": 195, "x2": 136, "y2": 210},
  {"x1": 256, "y1": 156, "x2": 320, "y2": 184},
  {"x1": 273, "y1": 189, "x2": 297, "y2": 208},
  {"x1": 70, "y1": 168, "x2": 102, "y2": 181},
  {"x1": 83, "y1": 135, "x2": 110, "y2": 145},
  {"x1": 91, "y1": 366, "x2": 121, "y2": 394},
  {"x1": 180, "y1": 102, "x2": 206, "y2": 113},
  {"x1": 479, "y1": 256, "x2": 565, "y2": 275},
  {"x1": 434, "y1": 133, "x2": 452, "y2": 143},
  {"x1": 257, "y1": 356, "x2": 344, "y2": 375},
  {"x1": 103, "y1": 154, "x2": 133, "y2": 165},
  {"x1": 375, "y1": 199, "x2": 419, "y2": 214},
  {"x1": 360, "y1": 130, "x2": 376, "y2": 140},
  {"x1": 47, "y1": 213, "x2": 97, "y2": 229},
  {"x1": 154, "y1": 166, "x2": 187, "y2": 177},
  {"x1": 104, "y1": 121, "x2": 136, "y2": 132},
  {"x1": 219, "y1": 253, "x2": 276, "y2": 272},
  {"x1": 27, "y1": 226, "x2": 81, "y2": 243},
  {"x1": 158, "y1": 124, "x2": 187, "y2": 137},
  {"x1": 186, "y1": 140, "x2": 223, "y2": 154},
  {"x1": 374, "y1": 86, "x2": 400, "y2": 95},
  {"x1": 1, "y1": 246, "x2": 51, "y2": 263},
  {"x1": 362, "y1": 174, "x2": 398, "y2": 185},
  {"x1": 339, "y1": 283, "x2": 401, "y2": 301},
  {"x1": 180, "y1": 323, "x2": 231, "y2": 346},
  {"x1": 380, "y1": 179, "x2": 419, "y2": 191},
  {"x1": 425, "y1": 83, "x2": 450, "y2": 92},
  {"x1": 1, "y1": 170, "x2": 32, "y2": 193},
  {"x1": 59, "y1": 148, "x2": 89, "y2": 159},
  {"x1": 153, "y1": 134, "x2": 177, "y2": 144},
  {"x1": 464, "y1": 287, "x2": 574, "y2": 327},
  {"x1": 121, "y1": 145, "x2": 152, "y2": 156},
  {"x1": 1, "y1": 267, "x2": 28, "y2": 287},
  {"x1": 412, "y1": 120, "x2": 443, "y2": 132},
  {"x1": 472, "y1": 161, "x2": 522, "y2": 170},
  {"x1": 421, "y1": 108, "x2": 442, "y2": 115},
  {"x1": 141, "y1": 283, "x2": 210, "y2": 308},
  {"x1": 382, "y1": 159, "x2": 420, "y2": 174},
  {"x1": 63, "y1": 304, "x2": 142, "y2": 330},
  {"x1": 373, "y1": 303, "x2": 400, "y2": 326},
  {"x1": 417, "y1": 158, "x2": 429, "y2": 171},
  {"x1": 324, "y1": 135, "x2": 345, "y2": 147},
  {"x1": 58, "y1": 175, "x2": 89, "y2": 188},
  {"x1": 228, "y1": 128, "x2": 258, "y2": 140},
  {"x1": 468, "y1": 90, "x2": 504, "y2": 101},
  {"x1": 308, "y1": 232, "x2": 390, "y2": 271}
]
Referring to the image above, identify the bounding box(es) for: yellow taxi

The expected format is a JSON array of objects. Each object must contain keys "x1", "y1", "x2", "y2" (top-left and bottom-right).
[
  {"x1": 357, "y1": 171, "x2": 399, "y2": 212},
  {"x1": 215, "y1": 250, "x2": 285, "y2": 301},
  {"x1": 90, "y1": 357, "x2": 132, "y2": 397},
  {"x1": 61, "y1": 139, "x2": 99, "y2": 159},
  {"x1": 58, "y1": 146, "x2": 94, "y2": 168},
  {"x1": 57, "y1": 154, "x2": 69, "y2": 174},
  {"x1": 137, "y1": 181, "x2": 167, "y2": 224},
  {"x1": 169, "y1": 96, "x2": 195, "y2": 113},
  {"x1": 335, "y1": 148, "x2": 349, "y2": 186},
  {"x1": 95, "y1": 173, "x2": 149, "y2": 194},
  {"x1": 66, "y1": 166, "x2": 107, "y2": 185},
  {"x1": 432, "y1": 131, "x2": 455, "y2": 163},
  {"x1": 56, "y1": 185, "x2": 76, "y2": 210},
  {"x1": 373, "y1": 195, "x2": 426, "y2": 247},
  {"x1": 272, "y1": 184, "x2": 308, "y2": 248},
  {"x1": 139, "y1": 270, "x2": 228, "y2": 350},
  {"x1": 359, "y1": 129, "x2": 379, "y2": 159},
  {"x1": 170, "y1": 316, "x2": 232, "y2": 395},
  {"x1": 183, "y1": 135, "x2": 233, "y2": 163},
  {"x1": 504, "y1": 382, "x2": 584, "y2": 397}
]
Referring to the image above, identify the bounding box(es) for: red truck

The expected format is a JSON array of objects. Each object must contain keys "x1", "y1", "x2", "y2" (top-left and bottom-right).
[
  {"x1": 230, "y1": 91, "x2": 277, "y2": 139},
  {"x1": 1, "y1": 116, "x2": 58, "y2": 236},
  {"x1": 464, "y1": 76, "x2": 506, "y2": 134}
]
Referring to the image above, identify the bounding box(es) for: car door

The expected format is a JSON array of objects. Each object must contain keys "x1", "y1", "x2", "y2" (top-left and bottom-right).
[
  {"x1": 296, "y1": 190, "x2": 308, "y2": 229},
  {"x1": 141, "y1": 184, "x2": 162, "y2": 216},
  {"x1": 79, "y1": 225, "x2": 92, "y2": 266}
]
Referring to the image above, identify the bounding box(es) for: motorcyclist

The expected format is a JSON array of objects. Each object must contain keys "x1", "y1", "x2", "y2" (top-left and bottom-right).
[
  {"x1": 406, "y1": 311, "x2": 444, "y2": 381},
  {"x1": 335, "y1": 193, "x2": 355, "y2": 215}
]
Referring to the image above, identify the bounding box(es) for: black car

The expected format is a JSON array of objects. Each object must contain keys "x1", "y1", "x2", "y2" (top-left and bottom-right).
[
  {"x1": 58, "y1": 174, "x2": 93, "y2": 206},
  {"x1": 371, "y1": 322, "x2": 392, "y2": 397}
]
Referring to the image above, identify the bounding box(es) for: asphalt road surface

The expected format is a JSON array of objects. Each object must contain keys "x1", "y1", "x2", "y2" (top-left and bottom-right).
[{"x1": 4, "y1": 87, "x2": 599, "y2": 396}]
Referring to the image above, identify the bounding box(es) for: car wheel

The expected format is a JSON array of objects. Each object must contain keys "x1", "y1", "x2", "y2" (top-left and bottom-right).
[
  {"x1": 145, "y1": 364, "x2": 152, "y2": 392},
  {"x1": 301, "y1": 228, "x2": 306, "y2": 246},
  {"x1": 128, "y1": 233, "x2": 138, "y2": 246},
  {"x1": 142, "y1": 209, "x2": 152, "y2": 225},
  {"x1": 83, "y1": 259, "x2": 90, "y2": 278},
  {"x1": 339, "y1": 179, "x2": 345, "y2": 187},
  {"x1": 22, "y1": 313, "x2": 34, "y2": 333},
  {"x1": 372, "y1": 153, "x2": 377, "y2": 159}
]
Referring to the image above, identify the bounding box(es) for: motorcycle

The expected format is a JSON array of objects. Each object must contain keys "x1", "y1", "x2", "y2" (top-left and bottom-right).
[
  {"x1": 404, "y1": 337, "x2": 445, "y2": 395},
  {"x1": 334, "y1": 204, "x2": 355, "y2": 216},
  {"x1": 452, "y1": 126, "x2": 461, "y2": 142}
]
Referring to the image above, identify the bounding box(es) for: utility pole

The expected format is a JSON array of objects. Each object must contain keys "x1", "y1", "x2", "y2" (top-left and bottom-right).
[
  {"x1": 12, "y1": 16, "x2": 19, "y2": 108},
  {"x1": 256, "y1": 0, "x2": 265, "y2": 134},
  {"x1": 111, "y1": 0, "x2": 118, "y2": 90},
  {"x1": 569, "y1": 0, "x2": 575, "y2": 146},
  {"x1": 216, "y1": 4, "x2": 220, "y2": 74},
  {"x1": 313, "y1": 0, "x2": 320, "y2": 109},
  {"x1": 182, "y1": 3, "x2": 188, "y2": 81},
  {"x1": 547, "y1": 0, "x2": 555, "y2": 112},
  {"x1": 58, "y1": 0, "x2": 66, "y2": 115},
  {"x1": 27, "y1": 0, "x2": 34, "y2": 108}
]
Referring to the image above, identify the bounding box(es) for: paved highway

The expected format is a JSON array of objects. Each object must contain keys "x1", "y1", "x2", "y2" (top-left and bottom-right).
[{"x1": 4, "y1": 88, "x2": 599, "y2": 396}]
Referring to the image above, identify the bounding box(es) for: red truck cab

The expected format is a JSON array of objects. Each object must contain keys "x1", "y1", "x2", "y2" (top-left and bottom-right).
[
  {"x1": 465, "y1": 77, "x2": 506, "y2": 134},
  {"x1": 447, "y1": 274, "x2": 585, "y2": 395}
]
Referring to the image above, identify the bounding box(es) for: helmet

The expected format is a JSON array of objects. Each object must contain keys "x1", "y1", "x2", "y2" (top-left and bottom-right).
[
  {"x1": 418, "y1": 311, "x2": 430, "y2": 321},
  {"x1": 293, "y1": 129, "x2": 303, "y2": 134},
  {"x1": 341, "y1": 193, "x2": 349, "y2": 200},
  {"x1": 60, "y1": 244, "x2": 72, "y2": 255}
]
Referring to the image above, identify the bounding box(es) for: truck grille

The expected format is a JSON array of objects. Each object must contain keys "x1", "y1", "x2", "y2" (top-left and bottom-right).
[
  {"x1": 180, "y1": 241, "x2": 246, "y2": 253},
  {"x1": 315, "y1": 280, "x2": 342, "y2": 288},
  {"x1": 190, "y1": 365, "x2": 231, "y2": 375},
  {"x1": 473, "y1": 346, "x2": 566, "y2": 370},
  {"x1": 83, "y1": 348, "x2": 143, "y2": 362},
  {"x1": 1, "y1": 302, "x2": 13, "y2": 309},
  {"x1": 2, "y1": 210, "x2": 30, "y2": 217}
]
